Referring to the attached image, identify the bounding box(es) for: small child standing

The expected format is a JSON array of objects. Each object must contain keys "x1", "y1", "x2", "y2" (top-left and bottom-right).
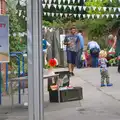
[{"x1": 99, "y1": 51, "x2": 113, "y2": 87}]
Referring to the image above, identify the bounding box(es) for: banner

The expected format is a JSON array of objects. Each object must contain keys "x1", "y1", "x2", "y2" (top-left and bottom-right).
[{"x1": 0, "y1": 16, "x2": 9, "y2": 63}]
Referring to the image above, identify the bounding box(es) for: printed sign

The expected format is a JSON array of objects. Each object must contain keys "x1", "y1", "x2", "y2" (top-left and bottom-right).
[{"x1": 0, "y1": 16, "x2": 9, "y2": 62}]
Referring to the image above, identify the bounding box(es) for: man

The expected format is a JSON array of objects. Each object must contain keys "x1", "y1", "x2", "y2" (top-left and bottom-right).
[
  {"x1": 76, "y1": 29, "x2": 84, "y2": 68},
  {"x1": 88, "y1": 41, "x2": 100, "y2": 67},
  {"x1": 64, "y1": 27, "x2": 80, "y2": 76}
]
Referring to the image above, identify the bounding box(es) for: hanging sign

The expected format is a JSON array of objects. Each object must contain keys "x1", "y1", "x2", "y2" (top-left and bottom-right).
[{"x1": 0, "y1": 16, "x2": 9, "y2": 63}]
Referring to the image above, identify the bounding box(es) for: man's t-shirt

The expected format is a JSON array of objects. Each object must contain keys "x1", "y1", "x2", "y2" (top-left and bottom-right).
[{"x1": 64, "y1": 35, "x2": 79, "y2": 52}]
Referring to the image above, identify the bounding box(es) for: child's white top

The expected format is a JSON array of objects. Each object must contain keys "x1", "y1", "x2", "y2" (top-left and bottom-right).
[{"x1": 99, "y1": 58, "x2": 108, "y2": 70}]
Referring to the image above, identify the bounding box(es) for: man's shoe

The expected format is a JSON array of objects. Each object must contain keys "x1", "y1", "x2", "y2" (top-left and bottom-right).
[
  {"x1": 101, "y1": 84, "x2": 106, "y2": 87},
  {"x1": 71, "y1": 72, "x2": 75, "y2": 76},
  {"x1": 107, "y1": 83, "x2": 113, "y2": 87}
]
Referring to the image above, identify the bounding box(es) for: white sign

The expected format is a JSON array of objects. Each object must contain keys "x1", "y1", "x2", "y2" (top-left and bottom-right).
[
  {"x1": 60, "y1": 34, "x2": 66, "y2": 50},
  {"x1": 0, "y1": 16, "x2": 9, "y2": 62}
]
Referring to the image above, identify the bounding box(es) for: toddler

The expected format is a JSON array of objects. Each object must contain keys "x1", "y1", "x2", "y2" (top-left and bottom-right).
[{"x1": 99, "y1": 51, "x2": 113, "y2": 87}]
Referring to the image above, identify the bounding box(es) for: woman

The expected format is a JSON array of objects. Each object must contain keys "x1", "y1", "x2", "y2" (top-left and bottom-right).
[{"x1": 115, "y1": 28, "x2": 120, "y2": 73}]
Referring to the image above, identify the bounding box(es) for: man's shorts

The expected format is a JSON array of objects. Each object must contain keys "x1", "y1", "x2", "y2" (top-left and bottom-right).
[{"x1": 67, "y1": 51, "x2": 77, "y2": 64}]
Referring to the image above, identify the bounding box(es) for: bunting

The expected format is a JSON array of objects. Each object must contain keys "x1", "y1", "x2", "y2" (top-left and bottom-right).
[
  {"x1": 43, "y1": 12, "x2": 120, "y2": 19},
  {"x1": 42, "y1": 4, "x2": 120, "y2": 13},
  {"x1": 42, "y1": 0, "x2": 120, "y2": 4}
]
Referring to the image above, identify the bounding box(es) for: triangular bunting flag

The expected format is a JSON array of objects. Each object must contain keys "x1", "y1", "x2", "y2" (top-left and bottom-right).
[
  {"x1": 92, "y1": 14, "x2": 95, "y2": 19},
  {"x1": 64, "y1": 13, "x2": 67, "y2": 17},
  {"x1": 83, "y1": 6, "x2": 87, "y2": 11},
  {"x1": 98, "y1": 7, "x2": 101, "y2": 11},
  {"x1": 63, "y1": 5, "x2": 67, "y2": 10},
  {"x1": 118, "y1": 8, "x2": 120, "y2": 12},
  {"x1": 93, "y1": 7, "x2": 96, "y2": 11},
  {"x1": 42, "y1": 4, "x2": 46, "y2": 8},
  {"x1": 47, "y1": 4, "x2": 51, "y2": 9},
  {"x1": 58, "y1": 0, "x2": 61, "y2": 4},
  {"x1": 48, "y1": 0, "x2": 52, "y2": 4},
  {"x1": 103, "y1": 7, "x2": 107, "y2": 11},
  {"x1": 73, "y1": 14, "x2": 77, "y2": 18},
  {"x1": 83, "y1": 14, "x2": 86, "y2": 18},
  {"x1": 69, "y1": 5, "x2": 72, "y2": 10},
  {"x1": 109, "y1": 7, "x2": 112, "y2": 11},
  {"x1": 110, "y1": 0, "x2": 112, "y2": 2},
  {"x1": 113, "y1": 7, "x2": 117, "y2": 12},
  {"x1": 56, "y1": 13, "x2": 59, "y2": 16},
  {"x1": 63, "y1": 0, "x2": 66, "y2": 3},
  {"x1": 47, "y1": 13, "x2": 50, "y2": 16},
  {"x1": 60, "y1": 13, "x2": 63, "y2": 17},
  {"x1": 106, "y1": 14, "x2": 109, "y2": 18},
  {"x1": 96, "y1": 14, "x2": 100, "y2": 19},
  {"x1": 53, "y1": 4, "x2": 57, "y2": 9},
  {"x1": 116, "y1": 14, "x2": 119, "y2": 18},
  {"x1": 68, "y1": 0, "x2": 71, "y2": 4},
  {"x1": 78, "y1": 6, "x2": 82, "y2": 11},
  {"x1": 73, "y1": 0, "x2": 76, "y2": 3},
  {"x1": 58, "y1": 5, "x2": 62, "y2": 9},
  {"x1": 73, "y1": 6, "x2": 76, "y2": 10},
  {"x1": 87, "y1": 14, "x2": 90, "y2": 19},
  {"x1": 102, "y1": 14, "x2": 105, "y2": 18},
  {"x1": 78, "y1": 14, "x2": 81, "y2": 18},
  {"x1": 44, "y1": 0, "x2": 47, "y2": 3},
  {"x1": 111, "y1": 14, "x2": 114, "y2": 18},
  {"x1": 51, "y1": 13, "x2": 54, "y2": 17}
]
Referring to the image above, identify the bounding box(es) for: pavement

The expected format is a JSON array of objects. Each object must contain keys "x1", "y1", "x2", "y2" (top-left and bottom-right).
[{"x1": 0, "y1": 67, "x2": 120, "y2": 120}]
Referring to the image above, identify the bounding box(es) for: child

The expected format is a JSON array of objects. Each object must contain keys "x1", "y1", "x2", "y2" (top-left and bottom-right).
[
  {"x1": 81, "y1": 52, "x2": 87, "y2": 68},
  {"x1": 99, "y1": 51, "x2": 113, "y2": 87},
  {"x1": 42, "y1": 37, "x2": 51, "y2": 65}
]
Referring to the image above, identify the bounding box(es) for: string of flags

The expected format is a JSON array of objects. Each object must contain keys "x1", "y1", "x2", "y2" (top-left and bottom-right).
[
  {"x1": 43, "y1": 12, "x2": 120, "y2": 19},
  {"x1": 42, "y1": 0, "x2": 120, "y2": 4},
  {"x1": 42, "y1": 4, "x2": 120, "y2": 12}
]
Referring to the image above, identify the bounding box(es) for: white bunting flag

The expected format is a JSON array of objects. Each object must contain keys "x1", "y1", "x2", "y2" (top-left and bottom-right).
[
  {"x1": 73, "y1": 14, "x2": 77, "y2": 18},
  {"x1": 58, "y1": 0, "x2": 61, "y2": 4},
  {"x1": 19, "y1": 10, "x2": 22, "y2": 16},
  {"x1": 93, "y1": 7, "x2": 96, "y2": 11},
  {"x1": 53, "y1": 4, "x2": 57, "y2": 9},
  {"x1": 58, "y1": 5, "x2": 62, "y2": 9},
  {"x1": 63, "y1": 5, "x2": 67, "y2": 10},
  {"x1": 42, "y1": 4, "x2": 46, "y2": 8},
  {"x1": 116, "y1": 14, "x2": 119, "y2": 18},
  {"x1": 63, "y1": 0, "x2": 66, "y2": 3},
  {"x1": 51, "y1": 13, "x2": 54, "y2": 17},
  {"x1": 44, "y1": 0, "x2": 47, "y2": 3},
  {"x1": 49, "y1": 0, "x2": 52, "y2": 4},
  {"x1": 68, "y1": 0, "x2": 71, "y2": 4},
  {"x1": 73, "y1": 0, "x2": 76, "y2": 3},
  {"x1": 47, "y1": 13, "x2": 50, "y2": 16},
  {"x1": 73, "y1": 6, "x2": 76, "y2": 10},
  {"x1": 92, "y1": 14, "x2": 95, "y2": 19},
  {"x1": 113, "y1": 7, "x2": 117, "y2": 12},
  {"x1": 69, "y1": 5, "x2": 72, "y2": 10},
  {"x1": 64, "y1": 13, "x2": 67, "y2": 17},
  {"x1": 83, "y1": 6, "x2": 87, "y2": 11},
  {"x1": 110, "y1": 0, "x2": 112, "y2": 2},
  {"x1": 118, "y1": 8, "x2": 120, "y2": 12},
  {"x1": 83, "y1": 14, "x2": 86, "y2": 18},
  {"x1": 103, "y1": 7, "x2": 107, "y2": 11},
  {"x1": 102, "y1": 14, "x2": 105, "y2": 18},
  {"x1": 60, "y1": 13, "x2": 63, "y2": 17},
  {"x1": 98, "y1": 7, "x2": 101, "y2": 11},
  {"x1": 96, "y1": 14, "x2": 100, "y2": 19},
  {"x1": 106, "y1": 14, "x2": 109, "y2": 18},
  {"x1": 87, "y1": 14, "x2": 90, "y2": 19},
  {"x1": 47, "y1": 4, "x2": 51, "y2": 9},
  {"x1": 109, "y1": 7, "x2": 112, "y2": 11},
  {"x1": 111, "y1": 14, "x2": 114, "y2": 18},
  {"x1": 78, "y1": 6, "x2": 82, "y2": 11},
  {"x1": 78, "y1": 14, "x2": 81, "y2": 18},
  {"x1": 56, "y1": 13, "x2": 59, "y2": 16}
]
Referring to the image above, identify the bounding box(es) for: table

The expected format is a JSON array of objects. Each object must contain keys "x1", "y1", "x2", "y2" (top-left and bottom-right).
[{"x1": 9, "y1": 74, "x2": 60, "y2": 108}]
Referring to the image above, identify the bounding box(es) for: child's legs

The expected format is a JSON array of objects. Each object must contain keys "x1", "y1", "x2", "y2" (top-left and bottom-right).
[
  {"x1": 105, "y1": 71, "x2": 110, "y2": 84},
  {"x1": 101, "y1": 71, "x2": 105, "y2": 84}
]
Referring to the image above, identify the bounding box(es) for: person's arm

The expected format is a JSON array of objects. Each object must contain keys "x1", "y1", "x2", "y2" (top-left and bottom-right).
[
  {"x1": 112, "y1": 36, "x2": 117, "y2": 48},
  {"x1": 46, "y1": 41, "x2": 51, "y2": 47},
  {"x1": 64, "y1": 36, "x2": 71, "y2": 45}
]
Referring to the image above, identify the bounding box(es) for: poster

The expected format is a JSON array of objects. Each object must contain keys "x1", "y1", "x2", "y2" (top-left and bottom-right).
[
  {"x1": 60, "y1": 34, "x2": 66, "y2": 50},
  {"x1": 0, "y1": 16, "x2": 9, "y2": 62}
]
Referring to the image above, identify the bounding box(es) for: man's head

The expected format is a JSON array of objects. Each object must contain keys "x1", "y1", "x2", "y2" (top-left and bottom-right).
[
  {"x1": 78, "y1": 29, "x2": 83, "y2": 34},
  {"x1": 70, "y1": 27, "x2": 76, "y2": 35}
]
